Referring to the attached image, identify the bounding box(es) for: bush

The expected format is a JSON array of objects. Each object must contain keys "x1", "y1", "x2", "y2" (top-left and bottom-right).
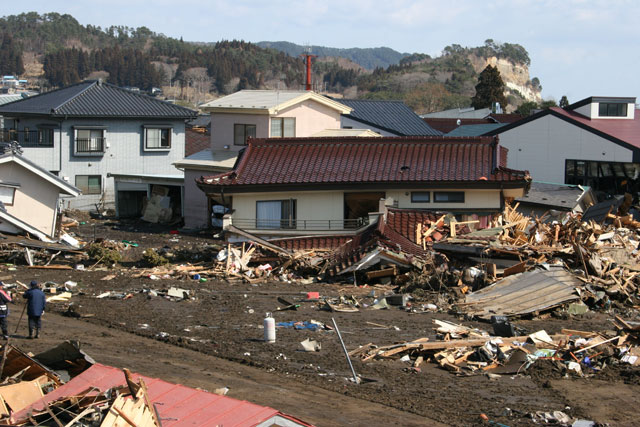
[
  {"x1": 85, "y1": 243, "x2": 122, "y2": 266},
  {"x1": 143, "y1": 249, "x2": 168, "y2": 266}
]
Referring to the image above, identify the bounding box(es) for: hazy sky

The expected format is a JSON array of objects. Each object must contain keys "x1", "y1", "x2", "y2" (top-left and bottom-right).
[{"x1": 2, "y1": 0, "x2": 638, "y2": 103}]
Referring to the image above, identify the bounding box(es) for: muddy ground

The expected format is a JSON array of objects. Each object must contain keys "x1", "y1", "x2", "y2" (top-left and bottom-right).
[{"x1": 6, "y1": 217, "x2": 640, "y2": 426}]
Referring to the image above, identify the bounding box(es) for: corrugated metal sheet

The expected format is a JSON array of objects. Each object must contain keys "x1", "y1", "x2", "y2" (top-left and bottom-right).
[
  {"x1": 463, "y1": 266, "x2": 582, "y2": 319},
  {"x1": 12, "y1": 363, "x2": 313, "y2": 427}
]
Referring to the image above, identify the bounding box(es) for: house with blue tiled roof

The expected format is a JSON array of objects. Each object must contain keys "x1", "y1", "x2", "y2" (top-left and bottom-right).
[{"x1": 0, "y1": 80, "x2": 197, "y2": 217}]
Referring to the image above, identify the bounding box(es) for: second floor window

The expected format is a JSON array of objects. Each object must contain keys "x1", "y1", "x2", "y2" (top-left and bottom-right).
[
  {"x1": 145, "y1": 127, "x2": 171, "y2": 150},
  {"x1": 75, "y1": 129, "x2": 105, "y2": 154},
  {"x1": 598, "y1": 103, "x2": 628, "y2": 117},
  {"x1": 270, "y1": 117, "x2": 295, "y2": 138},
  {"x1": 234, "y1": 124, "x2": 256, "y2": 146}
]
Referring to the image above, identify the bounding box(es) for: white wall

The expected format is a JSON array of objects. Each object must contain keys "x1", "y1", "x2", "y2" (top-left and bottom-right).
[
  {"x1": 574, "y1": 102, "x2": 635, "y2": 119},
  {"x1": 498, "y1": 114, "x2": 633, "y2": 183},
  {"x1": 16, "y1": 118, "x2": 186, "y2": 210}
]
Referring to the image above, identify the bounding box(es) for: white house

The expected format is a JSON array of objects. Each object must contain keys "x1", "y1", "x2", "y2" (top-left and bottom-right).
[
  {"x1": 0, "y1": 80, "x2": 197, "y2": 216},
  {"x1": 484, "y1": 96, "x2": 639, "y2": 194}
]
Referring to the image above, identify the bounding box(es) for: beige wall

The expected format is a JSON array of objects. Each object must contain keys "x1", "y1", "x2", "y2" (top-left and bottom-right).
[
  {"x1": 231, "y1": 188, "x2": 504, "y2": 226},
  {"x1": 272, "y1": 101, "x2": 342, "y2": 137},
  {"x1": 210, "y1": 99, "x2": 342, "y2": 151},
  {"x1": 211, "y1": 113, "x2": 269, "y2": 151},
  {"x1": 0, "y1": 162, "x2": 60, "y2": 237},
  {"x1": 387, "y1": 189, "x2": 501, "y2": 210}
]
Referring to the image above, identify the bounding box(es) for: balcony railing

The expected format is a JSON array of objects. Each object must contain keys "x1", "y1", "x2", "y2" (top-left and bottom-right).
[
  {"x1": 75, "y1": 137, "x2": 105, "y2": 154},
  {"x1": 231, "y1": 217, "x2": 370, "y2": 231},
  {"x1": 0, "y1": 129, "x2": 54, "y2": 147}
]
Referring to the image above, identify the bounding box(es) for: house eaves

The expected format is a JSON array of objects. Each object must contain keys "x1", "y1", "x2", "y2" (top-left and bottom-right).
[{"x1": 0, "y1": 153, "x2": 81, "y2": 197}]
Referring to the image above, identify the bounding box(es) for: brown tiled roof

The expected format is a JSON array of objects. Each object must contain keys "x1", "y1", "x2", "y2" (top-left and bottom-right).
[
  {"x1": 272, "y1": 235, "x2": 352, "y2": 251},
  {"x1": 185, "y1": 129, "x2": 210, "y2": 157},
  {"x1": 198, "y1": 136, "x2": 529, "y2": 190},
  {"x1": 384, "y1": 209, "x2": 442, "y2": 245}
]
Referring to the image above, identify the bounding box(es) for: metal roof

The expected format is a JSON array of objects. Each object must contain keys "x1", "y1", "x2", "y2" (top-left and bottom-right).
[
  {"x1": 516, "y1": 181, "x2": 589, "y2": 211},
  {"x1": 421, "y1": 107, "x2": 491, "y2": 119},
  {"x1": 198, "y1": 136, "x2": 530, "y2": 190},
  {"x1": 446, "y1": 123, "x2": 507, "y2": 137},
  {"x1": 338, "y1": 99, "x2": 441, "y2": 136},
  {"x1": 0, "y1": 80, "x2": 197, "y2": 119},
  {"x1": 464, "y1": 265, "x2": 582, "y2": 319},
  {"x1": 13, "y1": 363, "x2": 313, "y2": 427},
  {"x1": 201, "y1": 90, "x2": 352, "y2": 114},
  {"x1": 202, "y1": 90, "x2": 308, "y2": 109}
]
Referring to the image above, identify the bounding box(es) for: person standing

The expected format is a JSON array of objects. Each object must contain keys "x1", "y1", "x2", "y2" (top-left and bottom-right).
[
  {"x1": 0, "y1": 282, "x2": 12, "y2": 339},
  {"x1": 23, "y1": 281, "x2": 45, "y2": 339}
]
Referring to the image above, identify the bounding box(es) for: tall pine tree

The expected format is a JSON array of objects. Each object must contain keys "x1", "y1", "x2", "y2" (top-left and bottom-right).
[{"x1": 471, "y1": 65, "x2": 507, "y2": 110}]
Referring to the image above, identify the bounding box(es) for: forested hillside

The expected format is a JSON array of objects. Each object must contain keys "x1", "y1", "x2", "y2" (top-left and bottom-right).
[
  {"x1": 0, "y1": 12, "x2": 541, "y2": 112},
  {"x1": 257, "y1": 41, "x2": 407, "y2": 70}
]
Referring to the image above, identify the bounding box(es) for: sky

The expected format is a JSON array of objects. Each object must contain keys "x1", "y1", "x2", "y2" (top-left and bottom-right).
[{"x1": 2, "y1": 0, "x2": 639, "y2": 103}]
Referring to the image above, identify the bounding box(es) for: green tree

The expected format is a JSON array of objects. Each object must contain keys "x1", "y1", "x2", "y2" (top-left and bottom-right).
[
  {"x1": 540, "y1": 99, "x2": 557, "y2": 109},
  {"x1": 559, "y1": 95, "x2": 569, "y2": 108},
  {"x1": 471, "y1": 65, "x2": 507, "y2": 110},
  {"x1": 516, "y1": 101, "x2": 538, "y2": 116}
]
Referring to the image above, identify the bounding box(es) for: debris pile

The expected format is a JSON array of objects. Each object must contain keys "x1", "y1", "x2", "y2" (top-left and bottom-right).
[{"x1": 349, "y1": 317, "x2": 640, "y2": 378}]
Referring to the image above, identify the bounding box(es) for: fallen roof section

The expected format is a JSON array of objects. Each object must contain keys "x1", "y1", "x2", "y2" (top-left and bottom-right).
[
  {"x1": 13, "y1": 363, "x2": 314, "y2": 427},
  {"x1": 462, "y1": 265, "x2": 582, "y2": 319}
]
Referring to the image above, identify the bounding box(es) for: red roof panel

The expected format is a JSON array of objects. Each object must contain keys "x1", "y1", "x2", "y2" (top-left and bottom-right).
[
  {"x1": 551, "y1": 107, "x2": 640, "y2": 149},
  {"x1": 12, "y1": 363, "x2": 313, "y2": 427}
]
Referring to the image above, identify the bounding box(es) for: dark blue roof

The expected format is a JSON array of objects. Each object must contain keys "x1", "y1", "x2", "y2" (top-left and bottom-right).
[
  {"x1": 446, "y1": 123, "x2": 507, "y2": 137},
  {"x1": 0, "y1": 81, "x2": 196, "y2": 119},
  {"x1": 337, "y1": 99, "x2": 441, "y2": 136}
]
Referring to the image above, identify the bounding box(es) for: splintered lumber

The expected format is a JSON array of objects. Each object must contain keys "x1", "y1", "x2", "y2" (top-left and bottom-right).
[
  {"x1": 226, "y1": 225, "x2": 292, "y2": 256},
  {"x1": 405, "y1": 334, "x2": 567, "y2": 352},
  {"x1": 365, "y1": 266, "x2": 397, "y2": 280}
]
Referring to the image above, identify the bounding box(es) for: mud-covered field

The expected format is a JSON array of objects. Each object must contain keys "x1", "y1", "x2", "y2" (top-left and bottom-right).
[{"x1": 7, "y1": 218, "x2": 640, "y2": 426}]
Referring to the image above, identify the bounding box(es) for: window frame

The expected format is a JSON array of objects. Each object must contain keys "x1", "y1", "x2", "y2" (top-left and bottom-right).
[
  {"x1": 144, "y1": 126, "x2": 173, "y2": 151},
  {"x1": 270, "y1": 117, "x2": 296, "y2": 138},
  {"x1": 433, "y1": 191, "x2": 465, "y2": 203},
  {"x1": 75, "y1": 175, "x2": 102, "y2": 195},
  {"x1": 411, "y1": 191, "x2": 431, "y2": 203},
  {"x1": 256, "y1": 199, "x2": 297, "y2": 229},
  {"x1": 0, "y1": 185, "x2": 17, "y2": 206},
  {"x1": 598, "y1": 103, "x2": 628, "y2": 117},
  {"x1": 234, "y1": 124, "x2": 257, "y2": 146},
  {"x1": 74, "y1": 126, "x2": 106, "y2": 156}
]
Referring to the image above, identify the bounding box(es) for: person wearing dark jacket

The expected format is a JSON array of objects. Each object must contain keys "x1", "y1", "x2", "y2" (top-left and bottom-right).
[
  {"x1": 0, "y1": 282, "x2": 12, "y2": 339},
  {"x1": 23, "y1": 280, "x2": 45, "y2": 339}
]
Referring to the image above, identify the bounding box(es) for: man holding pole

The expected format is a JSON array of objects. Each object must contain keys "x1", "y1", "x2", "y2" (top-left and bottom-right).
[
  {"x1": 0, "y1": 282, "x2": 12, "y2": 339},
  {"x1": 23, "y1": 281, "x2": 45, "y2": 339}
]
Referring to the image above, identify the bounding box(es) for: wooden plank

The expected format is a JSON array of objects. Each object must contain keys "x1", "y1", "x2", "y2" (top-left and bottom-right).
[
  {"x1": 27, "y1": 265, "x2": 73, "y2": 270},
  {"x1": 415, "y1": 334, "x2": 567, "y2": 351},
  {"x1": 503, "y1": 261, "x2": 527, "y2": 277},
  {"x1": 226, "y1": 225, "x2": 292, "y2": 256},
  {"x1": 0, "y1": 379, "x2": 43, "y2": 413}
]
